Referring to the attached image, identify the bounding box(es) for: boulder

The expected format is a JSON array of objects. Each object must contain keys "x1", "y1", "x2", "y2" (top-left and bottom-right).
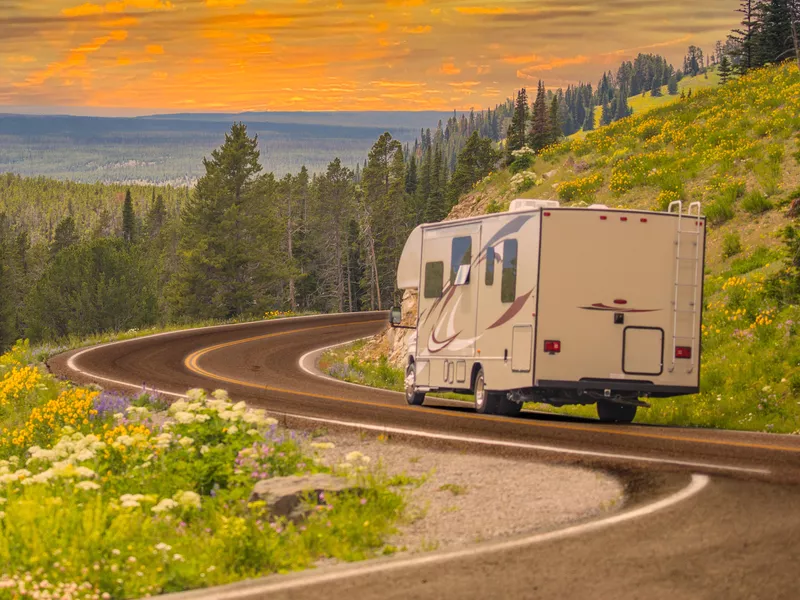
[
  {"x1": 543, "y1": 169, "x2": 558, "y2": 180},
  {"x1": 250, "y1": 474, "x2": 358, "y2": 521}
]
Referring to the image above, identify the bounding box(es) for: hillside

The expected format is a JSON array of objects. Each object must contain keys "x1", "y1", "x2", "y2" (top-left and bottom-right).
[{"x1": 369, "y1": 62, "x2": 800, "y2": 433}]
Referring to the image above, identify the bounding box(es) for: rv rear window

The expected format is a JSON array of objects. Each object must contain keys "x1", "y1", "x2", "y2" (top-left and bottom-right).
[
  {"x1": 501, "y1": 239, "x2": 518, "y2": 303},
  {"x1": 424, "y1": 261, "x2": 444, "y2": 298},
  {"x1": 485, "y1": 247, "x2": 496, "y2": 286},
  {"x1": 450, "y1": 237, "x2": 472, "y2": 285}
]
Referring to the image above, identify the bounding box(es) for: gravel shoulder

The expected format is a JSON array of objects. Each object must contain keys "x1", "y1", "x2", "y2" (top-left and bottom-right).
[{"x1": 310, "y1": 428, "x2": 625, "y2": 554}]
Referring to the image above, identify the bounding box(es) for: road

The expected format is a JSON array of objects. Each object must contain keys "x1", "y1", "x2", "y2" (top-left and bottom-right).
[{"x1": 49, "y1": 312, "x2": 800, "y2": 599}]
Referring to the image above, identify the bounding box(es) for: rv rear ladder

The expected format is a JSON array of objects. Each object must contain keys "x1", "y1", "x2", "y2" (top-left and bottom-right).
[{"x1": 667, "y1": 201, "x2": 702, "y2": 374}]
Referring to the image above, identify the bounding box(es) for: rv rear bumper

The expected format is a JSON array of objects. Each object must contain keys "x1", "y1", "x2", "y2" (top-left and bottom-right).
[{"x1": 535, "y1": 379, "x2": 699, "y2": 399}]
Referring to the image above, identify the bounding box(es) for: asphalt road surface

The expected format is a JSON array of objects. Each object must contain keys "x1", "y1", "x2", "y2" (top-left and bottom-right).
[{"x1": 49, "y1": 312, "x2": 800, "y2": 600}]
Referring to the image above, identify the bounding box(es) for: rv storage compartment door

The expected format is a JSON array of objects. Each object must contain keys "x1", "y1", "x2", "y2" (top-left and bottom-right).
[
  {"x1": 623, "y1": 327, "x2": 664, "y2": 376},
  {"x1": 511, "y1": 325, "x2": 533, "y2": 372}
]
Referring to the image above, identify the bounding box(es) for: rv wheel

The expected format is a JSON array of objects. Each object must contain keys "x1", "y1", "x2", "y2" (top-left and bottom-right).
[
  {"x1": 405, "y1": 363, "x2": 426, "y2": 406},
  {"x1": 498, "y1": 397, "x2": 522, "y2": 417},
  {"x1": 474, "y1": 368, "x2": 499, "y2": 414},
  {"x1": 596, "y1": 400, "x2": 637, "y2": 424}
]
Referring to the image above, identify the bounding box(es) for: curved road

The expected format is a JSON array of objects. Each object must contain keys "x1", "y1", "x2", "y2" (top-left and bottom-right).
[{"x1": 50, "y1": 312, "x2": 800, "y2": 599}]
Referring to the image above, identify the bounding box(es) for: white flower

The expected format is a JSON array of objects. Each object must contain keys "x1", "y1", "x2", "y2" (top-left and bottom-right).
[
  {"x1": 173, "y1": 411, "x2": 196, "y2": 424},
  {"x1": 73, "y1": 449, "x2": 95, "y2": 462},
  {"x1": 226, "y1": 425, "x2": 239, "y2": 435},
  {"x1": 212, "y1": 389, "x2": 229, "y2": 400},
  {"x1": 232, "y1": 401, "x2": 247, "y2": 412},
  {"x1": 186, "y1": 389, "x2": 206, "y2": 401},
  {"x1": 217, "y1": 410, "x2": 238, "y2": 421},
  {"x1": 246, "y1": 429, "x2": 259, "y2": 436},
  {"x1": 112, "y1": 549, "x2": 121, "y2": 556},
  {"x1": 115, "y1": 435, "x2": 136, "y2": 447},
  {"x1": 75, "y1": 466, "x2": 96, "y2": 479},
  {"x1": 345, "y1": 451, "x2": 363, "y2": 462},
  {"x1": 76, "y1": 481, "x2": 101, "y2": 491},
  {"x1": 200, "y1": 445, "x2": 210, "y2": 455},
  {"x1": 311, "y1": 442, "x2": 335, "y2": 450},
  {"x1": 152, "y1": 499, "x2": 179, "y2": 514},
  {"x1": 120, "y1": 493, "x2": 146, "y2": 508},
  {"x1": 178, "y1": 437, "x2": 194, "y2": 449},
  {"x1": 169, "y1": 400, "x2": 189, "y2": 413},
  {"x1": 0, "y1": 497, "x2": 6, "y2": 504},
  {"x1": 337, "y1": 462, "x2": 353, "y2": 471},
  {"x1": 0, "y1": 511, "x2": 4, "y2": 519},
  {"x1": 154, "y1": 433, "x2": 173, "y2": 448},
  {"x1": 174, "y1": 490, "x2": 201, "y2": 509},
  {"x1": 193, "y1": 413, "x2": 211, "y2": 423},
  {"x1": 173, "y1": 554, "x2": 185, "y2": 562},
  {"x1": 155, "y1": 542, "x2": 172, "y2": 552},
  {"x1": 113, "y1": 413, "x2": 125, "y2": 421},
  {"x1": 186, "y1": 402, "x2": 203, "y2": 412}
]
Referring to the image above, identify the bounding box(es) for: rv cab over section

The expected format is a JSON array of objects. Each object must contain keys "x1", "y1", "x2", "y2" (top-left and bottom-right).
[{"x1": 394, "y1": 198, "x2": 706, "y2": 423}]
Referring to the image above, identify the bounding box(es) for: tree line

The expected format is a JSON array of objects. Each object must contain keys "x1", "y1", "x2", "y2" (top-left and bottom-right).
[{"x1": 0, "y1": 123, "x2": 500, "y2": 349}]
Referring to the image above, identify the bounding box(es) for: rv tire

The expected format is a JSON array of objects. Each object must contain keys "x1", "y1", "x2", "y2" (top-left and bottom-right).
[
  {"x1": 596, "y1": 400, "x2": 637, "y2": 423},
  {"x1": 405, "y1": 363, "x2": 426, "y2": 406},
  {"x1": 474, "y1": 368, "x2": 500, "y2": 414},
  {"x1": 498, "y1": 397, "x2": 522, "y2": 417}
]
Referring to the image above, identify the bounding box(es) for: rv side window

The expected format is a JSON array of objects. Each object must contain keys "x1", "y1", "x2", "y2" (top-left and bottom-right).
[
  {"x1": 501, "y1": 239, "x2": 518, "y2": 303},
  {"x1": 450, "y1": 237, "x2": 472, "y2": 285},
  {"x1": 485, "y1": 247, "x2": 495, "y2": 286},
  {"x1": 424, "y1": 261, "x2": 444, "y2": 298}
]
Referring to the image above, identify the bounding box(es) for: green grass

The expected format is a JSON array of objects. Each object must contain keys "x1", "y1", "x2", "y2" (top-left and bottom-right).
[{"x1": 0, "y1": 341, "x2": 407, "y2": 597}]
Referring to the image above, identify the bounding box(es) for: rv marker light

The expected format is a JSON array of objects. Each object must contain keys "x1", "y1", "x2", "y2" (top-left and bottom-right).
[
  {"x1": 675, "y1": 346, "x2": 692, "y2": 359},
  {"x1": 620, "y1": 217, "x2": 628, "y2": 222},
  {"x1": 600, "y1": 216, "x2": 607, "y2": 221},
  {"x1": 544, "y1": 340, "x2": 561, "y2": 353},
  {"x1": 641, "y1": 218, "x2": 648, "y2": 223}
]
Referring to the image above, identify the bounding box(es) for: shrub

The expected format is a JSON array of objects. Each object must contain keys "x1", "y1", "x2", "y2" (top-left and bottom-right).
[
  {"x1": 705, "y1": 197, "x2": 735, "y2": 225},
  {"x1": 742, "y1": 191, "x2": 773, "y2": 214},
  {"x1": 722, "y1": 233, "x2": 743, "y2": 258},
  {"x1": 728, "y1": 246, "x2": 777, "y2": 275}
]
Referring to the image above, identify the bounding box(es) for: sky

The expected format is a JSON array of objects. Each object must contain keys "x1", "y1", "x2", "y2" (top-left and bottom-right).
[{"x1": 0, "y1": 0, "x2": 739, "y2": 116}]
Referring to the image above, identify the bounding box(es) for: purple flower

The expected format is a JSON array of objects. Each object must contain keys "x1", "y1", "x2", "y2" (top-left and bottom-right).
[{"x1": 91, "y1": 391, "x2": 132, "y2": 420}]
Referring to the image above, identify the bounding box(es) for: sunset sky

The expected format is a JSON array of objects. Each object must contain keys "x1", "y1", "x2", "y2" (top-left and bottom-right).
[{"x1": 1, "y1": 0, "x2": 738, "y2": 115}]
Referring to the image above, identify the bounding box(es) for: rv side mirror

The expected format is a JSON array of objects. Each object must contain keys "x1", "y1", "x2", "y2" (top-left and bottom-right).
[{"x1": 389, "y1": 307, "x2": 402, "y2": 327}]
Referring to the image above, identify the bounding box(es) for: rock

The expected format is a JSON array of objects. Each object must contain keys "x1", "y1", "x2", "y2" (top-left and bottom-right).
[
  {"x1": 543, "y1": 169, "x2": 557, "y2": 180},
  {"x1": 250, "y1": 474, "x2": 358, "y2": 521},
  {"x1": 787, "y1": 198, "x2": 800, "y2": 218}
]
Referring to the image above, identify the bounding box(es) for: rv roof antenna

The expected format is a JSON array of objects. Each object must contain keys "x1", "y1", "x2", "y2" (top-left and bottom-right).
[{"x1": 508, "y1": 199, "x2": 560, "y2": 212}]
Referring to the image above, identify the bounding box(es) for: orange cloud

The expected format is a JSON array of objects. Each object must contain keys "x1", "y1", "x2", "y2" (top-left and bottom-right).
[
  {"x1": 62, "y1": 0, "x2": 174, "y2": 17},
  {"x1": 502, "y1": 54, "x2": 544, "y2": 65},
  {"x1": 146, "y1": 44, "x2": 164, "y2": 54},
  {"x1": 18, "y1": 31, "x2": 129, "y2": 87},
  {"x1": 206, "y1": 0, "x2": 247, "y2": 7},
  {"x1": 439, "y1": 62, "x2": 461, "y2": 75},
  {"x1": 402, "y1": 25, "x2": 431, "y2": 34},
  {"x1": 456, "y1": 7, "x2": 516, "y2": 15}
]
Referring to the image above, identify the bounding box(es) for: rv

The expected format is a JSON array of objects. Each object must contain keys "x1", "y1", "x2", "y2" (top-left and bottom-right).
[{"x1": 390, "y1": 199, "x2": 706, "y2": 423}]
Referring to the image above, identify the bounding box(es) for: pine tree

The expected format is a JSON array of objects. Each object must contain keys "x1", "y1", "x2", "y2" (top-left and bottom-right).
[
  {"x1": 582, "y1": 103, "x2": 595, "y2": 131},
  {"x1": 667, "y1": 74, "x2": 679, "y2": 95},
  {"x1": 122, "y1": 189, "x2": 135, "y2": 243},
  {"x1": 529, "y1": 81, "x2": 550, "y2": 152},
  {"x1": 51, "y1": 216, "x2": 78, "y2": 258},
  {"x1": 448, "y1": 132, "x2": 500, "y2": 205},
  {"x1": 146, "y1": 194, "x2": 167, "y2": 238},
  {"x1": 167, "y1": 123, "x2": 280, "y2": 320},
  {"x1": 600, "y1": 101, "x2": 613, "y2": 126},
  {"x1": 505, "y1": 88, "x2": 529, "y2": 162},
  {"x1": 650, "y1": 75, "x2": 663, "y2": 96},
  {"x1": 755, "y1": 0, "x2": 795, "y2": 66},
  {"x1": 718, "y1": 55, "x2": 733, "y2": 84},
  {"x1": 730, "y1": 1, "x2": 759, "y2": 73},
  {"x1": 791, "y1": 0, "x2": 800, "y2": 69},
  {"x1": 548, "y1": 95, "x2": 561, "y2": 145}
]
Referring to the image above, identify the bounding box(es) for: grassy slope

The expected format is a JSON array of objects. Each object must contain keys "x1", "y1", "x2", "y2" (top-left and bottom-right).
[{"x1": 346, "y1": 63, "x2": 800, "y2": 433}]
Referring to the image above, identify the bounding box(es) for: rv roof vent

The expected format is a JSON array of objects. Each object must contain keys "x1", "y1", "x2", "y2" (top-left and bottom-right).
[
  {"x1": 588, "y1": 204, "x2": 609, "y2": 210},
  {"x1": 508, "y1": 199, "x2": 560, "y2": 213}
]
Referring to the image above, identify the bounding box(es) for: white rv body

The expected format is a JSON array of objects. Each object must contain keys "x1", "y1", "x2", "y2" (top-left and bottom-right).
[{"x1": 395, "y1": 199, "x2": 706, "y2": 419}]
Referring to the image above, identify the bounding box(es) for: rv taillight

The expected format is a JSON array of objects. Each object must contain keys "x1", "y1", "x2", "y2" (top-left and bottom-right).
[
  {"x1": 544, "y1": 340, "x2": 561, "y2": 354},
  {"x1": 675, "y1": 346, "x2": 692, "y2": 359}
]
